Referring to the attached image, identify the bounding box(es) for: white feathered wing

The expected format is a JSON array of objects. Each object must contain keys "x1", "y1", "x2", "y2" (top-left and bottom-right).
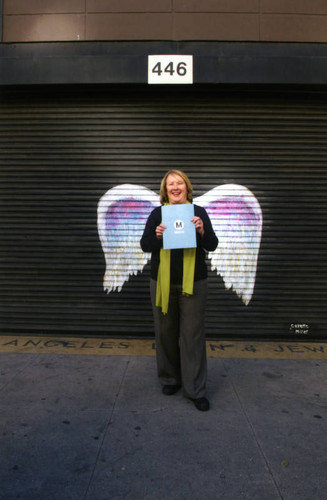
[
  {"x1": 195, "y1": 184, "x2": 262, "y2": 305},
  {"x1": 97, "y1": 184, "x2": 159, "y2": 293}
]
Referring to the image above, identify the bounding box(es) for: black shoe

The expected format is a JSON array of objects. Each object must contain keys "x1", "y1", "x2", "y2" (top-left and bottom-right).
[
  {"x1": 194, "y1": 397, "x2": 210, "y2": 411},
  {"x1": 162, "y1": 384, "x2": 181, "y2": 396}
]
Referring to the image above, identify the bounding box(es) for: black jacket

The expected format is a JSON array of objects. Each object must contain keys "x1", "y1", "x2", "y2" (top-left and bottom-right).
[{"x1": 140, "y1": 204, "x2": 218, "y2": 283}]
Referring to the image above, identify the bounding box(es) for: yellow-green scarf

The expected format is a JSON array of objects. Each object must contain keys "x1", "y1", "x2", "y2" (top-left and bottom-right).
[{"x1": 156, "y1": 204, "x2": 196, "y2": 314}]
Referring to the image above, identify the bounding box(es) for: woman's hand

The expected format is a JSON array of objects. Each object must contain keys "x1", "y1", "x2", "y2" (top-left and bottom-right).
[
  {"x1": 155, "y1": 224, "x2": 166, "y2": 240},
  {"x1": 192, "y1": 216, "x2": 204, "y2": 237}
]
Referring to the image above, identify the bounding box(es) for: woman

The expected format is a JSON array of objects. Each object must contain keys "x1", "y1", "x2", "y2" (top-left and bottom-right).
[{"x1": 140, "y1": 170, "x2": 218, "y2": 411}]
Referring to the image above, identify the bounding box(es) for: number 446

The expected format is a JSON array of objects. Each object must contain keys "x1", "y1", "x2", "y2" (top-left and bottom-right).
[{"x1": 152, "y1": 61, "x2": 188, "y2": 77}]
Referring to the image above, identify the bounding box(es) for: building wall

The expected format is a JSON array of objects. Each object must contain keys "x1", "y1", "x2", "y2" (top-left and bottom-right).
[
  {"x1": 1, "y1": 84, "x2": 327, "y2": 339},
  {"x1": 3, "y1": 0, "x2": 327, "y2": 43}
]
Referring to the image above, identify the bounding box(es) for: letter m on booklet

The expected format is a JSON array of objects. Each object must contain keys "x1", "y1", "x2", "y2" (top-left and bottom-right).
[{"x1": 162, "y1": 204, "x2": 197, "y2": 250}]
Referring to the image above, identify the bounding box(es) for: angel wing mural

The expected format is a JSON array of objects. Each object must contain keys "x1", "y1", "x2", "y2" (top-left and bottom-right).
[{"x1": 97, "y1": 183, "x2": 262, "y2": 305}]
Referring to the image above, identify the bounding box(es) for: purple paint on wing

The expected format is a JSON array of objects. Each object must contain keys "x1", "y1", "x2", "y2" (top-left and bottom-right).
[
  {"x1": 106, "y1": 199, "x2": 154, "y2": 232},
  {"x1": 206, "y1": 197, "x2": 258, "y2": 224}
]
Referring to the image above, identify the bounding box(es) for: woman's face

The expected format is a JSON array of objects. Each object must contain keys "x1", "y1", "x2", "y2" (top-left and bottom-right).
[{"x1": 166, "y1": 173, "x2": 188, "y2": 204}]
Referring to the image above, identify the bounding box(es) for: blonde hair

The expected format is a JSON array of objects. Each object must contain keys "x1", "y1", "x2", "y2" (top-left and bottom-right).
[{"x1": 160, "y1": 169, "x2": 193, "y2": 205}]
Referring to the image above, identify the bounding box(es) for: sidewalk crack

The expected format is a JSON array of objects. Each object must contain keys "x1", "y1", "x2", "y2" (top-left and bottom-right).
[
  {"x1": 83, "y1": 357, "x2": 131, "y2": 500},
  {"x1": 222, "y1": 360, "x2": 285, "y2": 500}
]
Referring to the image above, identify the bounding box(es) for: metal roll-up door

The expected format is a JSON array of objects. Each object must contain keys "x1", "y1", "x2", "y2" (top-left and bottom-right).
[{"x1": 0, "y1": 85, "x2": 326, "y2": 339}]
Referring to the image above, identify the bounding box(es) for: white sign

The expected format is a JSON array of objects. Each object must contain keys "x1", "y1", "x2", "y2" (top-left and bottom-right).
[{"x1": 148, "y1": 55, "x2": 193, "y2": 84}]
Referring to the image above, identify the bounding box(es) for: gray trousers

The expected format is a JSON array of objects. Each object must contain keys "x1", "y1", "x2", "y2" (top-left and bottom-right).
[{"x1": 150, "y1": 278, "x2": 208, "y2": 399}]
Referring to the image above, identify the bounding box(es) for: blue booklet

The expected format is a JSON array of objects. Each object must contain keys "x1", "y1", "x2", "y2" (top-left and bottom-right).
[{"x1": 162, "y1": 204, "x2": 197, "y2": 250}]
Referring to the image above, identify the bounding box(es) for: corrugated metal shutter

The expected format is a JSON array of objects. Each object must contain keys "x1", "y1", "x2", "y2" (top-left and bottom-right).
[{"x1": 1, "y1": 85, "x2": 326, "y2": 339}]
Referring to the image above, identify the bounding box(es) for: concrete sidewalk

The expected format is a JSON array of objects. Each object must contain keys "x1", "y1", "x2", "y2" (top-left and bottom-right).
[{"x1": 1, "y1": 351, "x2": 326, "y2": 500}]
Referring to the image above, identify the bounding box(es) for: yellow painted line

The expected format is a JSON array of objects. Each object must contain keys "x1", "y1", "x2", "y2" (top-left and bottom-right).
[{"x1": 0, "y1": 336, "x2": 327, "y2": 359}]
